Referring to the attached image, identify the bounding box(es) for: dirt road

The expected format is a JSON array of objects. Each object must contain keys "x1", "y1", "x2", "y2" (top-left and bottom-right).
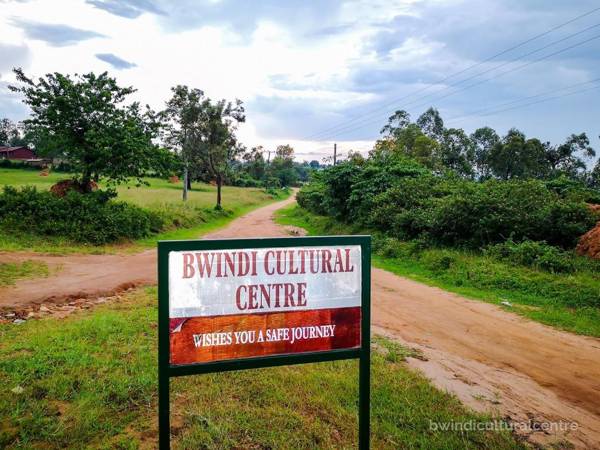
[{"x1": 2, "y1": 195, "x2": 600, "y2": 448}]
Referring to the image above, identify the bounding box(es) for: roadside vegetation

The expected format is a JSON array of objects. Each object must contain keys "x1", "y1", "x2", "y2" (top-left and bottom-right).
[
  {"x1": 0, "y1": 168, "x2": 288, "y2": 253},
  {"x1": 0, "y1": 287, "x2": 524, "y2": 449},
  {"x1": 0, "y1": 260, "x2": 48, "y2": 286},
  {"x1": 285, "y1": 108, "x2": 600, "y2": 337}
]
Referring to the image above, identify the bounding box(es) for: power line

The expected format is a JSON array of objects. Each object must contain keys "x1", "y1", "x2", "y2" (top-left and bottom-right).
[
  {"x1": 303, "y1": 6, "x2": 600, "y2": 142},
  {"x1": 313, "y1": 32, "x2": 600, "y2": 141},
  {"x1": 375, "y1": 22, "x2": 600, "y2": 114},
  {"x1": 445, "y1": 77, "x2": 600, "y2": 123},
  {"x1": 451, "y1": 83, "x2": 600, "y2": 120},
  {"x1": 321, "y1": 83, "x2": 600, "y2": 155}
]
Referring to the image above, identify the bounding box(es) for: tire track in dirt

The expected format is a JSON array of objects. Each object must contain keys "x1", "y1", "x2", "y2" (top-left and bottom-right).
[{"x1": 2, "y1": 194, "x2": 600, "y2": 448}]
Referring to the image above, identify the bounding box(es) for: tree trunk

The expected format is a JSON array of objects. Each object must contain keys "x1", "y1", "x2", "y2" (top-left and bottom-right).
[
  {"x1": 186, "y1": 175, "x2": 192, "y2": 192},
  {"x1": 216, "y1": 173, "x2": 222, "y2": 210},
  {"x1": 81, "y1": 170, "x2": 92, "y2": 194},
  {"x1": 182, "y1": 166, "x2": 188, "y2": 201}
]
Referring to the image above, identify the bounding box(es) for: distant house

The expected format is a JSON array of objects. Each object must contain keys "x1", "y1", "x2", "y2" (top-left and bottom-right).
[
  {"x1": 0, "y1": 146, "x2": 52, "y2": 167},
  {"x1": 0, "y1": 146, "x2": 36, "y2": 160}
]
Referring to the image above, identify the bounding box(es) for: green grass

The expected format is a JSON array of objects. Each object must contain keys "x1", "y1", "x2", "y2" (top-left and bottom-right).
[
  {"x1": 0, "y1": 287, "x2": 524, "y2": 449},
  {"x1": 276, "y1": 204, "x2": 600, "y2": 338},
  {"x1": 0, "y1": 167, "x2": 66, "y2": 189},
  {"x1": 0, "y1": 168, "x2": 289, "y2": 254},
  {"x1": 0, "y1": 261, "x2": 49, "y2": 286}
]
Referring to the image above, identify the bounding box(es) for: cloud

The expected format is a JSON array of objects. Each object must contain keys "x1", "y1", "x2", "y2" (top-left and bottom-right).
[
  {"x1": 85, "y1": 0, "x2": 165, "y2": 19},
  {"x1": 95, "y1": 53, "x2": 137, "y2": 69},
  {"x1": 10, "y1": 18, "x2": 105, "y2": 47},
  {"x1": 0, "y1": 43, "x2": 31, "y2": 73},
  {"x1": 0, "y1": 81, "x2": 27, "y2": 120},
  {"x1": 1, "y1": 0, "x2": 599, "y2": 154}
]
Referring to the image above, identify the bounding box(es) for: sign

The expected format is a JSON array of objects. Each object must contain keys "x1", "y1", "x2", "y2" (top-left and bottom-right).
[
  {"x1": 168, "y1": 245, "x2": 362, "y2": 365},
  {"x1": 158, "y1": 236, "x2": 371, "y2": 449}
]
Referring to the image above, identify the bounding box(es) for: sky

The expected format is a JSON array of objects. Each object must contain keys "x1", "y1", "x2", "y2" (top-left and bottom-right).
[{"x1": 1, "y1": 0, "x2": 599, "y2": 163}]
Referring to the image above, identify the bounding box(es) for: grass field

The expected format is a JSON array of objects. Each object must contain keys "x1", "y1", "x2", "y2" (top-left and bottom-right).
[
  {"x1": 276, "y1": 204, "x2": 600, "y2": 338},
  {"x1": 0, "y1": 168, "x2": 289, "y2": 254},
  {"x1": 0, "y1": 287, "x2": 524, "y2": 449}
]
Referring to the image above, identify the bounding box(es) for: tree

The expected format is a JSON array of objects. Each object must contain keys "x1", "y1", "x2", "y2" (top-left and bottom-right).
[
  {"x1": 268, "y1": 144, "x2": 297, "y2": 187},
  {"x1": 381, "y1": 110, "x2": 411, "y2": 138},
  {"x1": 487, "y1": 129, "x2": 547, "y2": 180},
  {"x1": 471, "y1": 126, "x2": 500, "y2": 178},
  {"x1": 416, "y1": 107, "x2": 444, "y2": 140},
  {"x1": 545, "y1": 133, "x2": 595, "y2": 178},
  {"x1": 589, "y1": 159, "x2": 600, "y2": 188},
  {"x1": 0, "y1": 118, "x2": 14, "y2": 145},
  {"x1": 161, "y1": 86, "x2": 207, "y2": 200},
  {"x1": 192, "y1": 97, "x2": 245, "y2": 209},
  {"x1": 437, "y1": 128, "x2": 475, "y2": 177},
  {"x1": 243, "y1": 146, "x2": 267, "y2": 180},
  {"x1": 10, "y1": 68, "x2": 161, "y2": 191},
  {"x1": 275, "y1": 144, "x2": 294, "y2": 159},
  {"x1": 0, "y1": 118, "x2": 25, "y2": 146},
  {"x1": 309, "y1": 160, "x2": 320, "y2": 170}
]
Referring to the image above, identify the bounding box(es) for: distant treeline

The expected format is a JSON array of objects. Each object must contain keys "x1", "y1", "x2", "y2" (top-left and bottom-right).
[{"x1": 374, "y1": 108, "x2": 598, "y2": 185}]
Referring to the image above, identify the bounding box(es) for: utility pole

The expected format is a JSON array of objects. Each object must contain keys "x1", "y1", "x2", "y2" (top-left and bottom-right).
[{"x1": 333, "y1": 143, "x2": 337, "y2": 166}]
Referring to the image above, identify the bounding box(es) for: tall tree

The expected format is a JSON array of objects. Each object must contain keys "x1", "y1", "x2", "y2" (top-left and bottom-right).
[
  {"x1": 0, "y1": 118, "x2": 25, "y2": 146},
  {"x1": 10, "y1": 68, "x2": 161, "y2": 191},
  {"x1": 416, "y1": 107, "x2": 444, "y2": 140},
  {"x1": 545, "y1": 133, "x2": 595, "y2": 178},
  {"x1": 381, "y1": 110, "x2": 411, "y2": 139},
  {"x1": 487, "y1": 129, "x2": 547, "y2": 180},
  {"x1": 589, "y1": 159, "x2": 600, "y2": 189},
  {"x1": 437, "y1": 128, "x2": 475, "y2": 177},
  {"x1": 162, "y1": 85, "x2": 206, "y2": 200},
  {"x1": 243, "y1": 146, "x2": 267, "y2": 181},
  {"x1": 470, "y1": 126, "x2": 500, "y2": 178},
  {"x1": 192, "y1": 97, "x2": 245, "y2": 209},
  {"x1": 268, "y1": 144, "x2": 297, "y2": 187}
]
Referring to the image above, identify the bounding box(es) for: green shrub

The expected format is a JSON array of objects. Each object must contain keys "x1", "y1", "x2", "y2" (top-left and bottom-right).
[
  {"x1": 296, "y1": 181, "x2": 327, "y2": 214},
  {"x1": 486, "y1": 240, "x2": 569, "y2": 273},
  {"x1": 0, "y1": 186, "x2": 161, "y2": 244},
  {"x1": 0, "y1": 159, "x2": 35, "y2": 170},
  {"x1": 298, "y1": 155, "x2": 596, "y2": 250},
  {"x1": 372, "y1": 235, "x2": 425, "y2": 259},
  {"x1": 420, "y1": 250, "x2": 457, "y2": 272},
  {"x1": 484, "y1": 240, "x2": 599, "y2": 274}
]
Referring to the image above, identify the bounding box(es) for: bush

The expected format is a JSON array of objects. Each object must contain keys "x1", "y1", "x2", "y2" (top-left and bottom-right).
[
  {"x1": 0, "y1": 159, "x2": 35, "y2": 170},
  {"x1": 427, "y1": 179, "x2": 595, "y2": 249},
  {"x1": 421, "y1": 250, "x2": 457, "y2": 272},
  {"x1": 484, "y1": 239, "x2": 600, "y2": 274},
  {"x1": 296, "y1": 181, "x2": 327, "y2": 214},
  {"x1": 0, "y1": 186, "x2": 162, "y2": 244},
  {"x1": 485, "y1": 240, "x2": 577, "y2": 273},
  {"x1": 298, "y1": 155, "x2": 596, "y2": 250}
]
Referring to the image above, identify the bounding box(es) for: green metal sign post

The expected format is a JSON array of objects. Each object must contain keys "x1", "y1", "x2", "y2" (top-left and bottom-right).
[{"x1": 158, "y1": 235, "x2": 371, "y2": 449}]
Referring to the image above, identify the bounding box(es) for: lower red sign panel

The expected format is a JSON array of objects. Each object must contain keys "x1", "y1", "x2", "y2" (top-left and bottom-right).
[{"x1": 170, "y1": 307, "x2": 361, "y2": 365}]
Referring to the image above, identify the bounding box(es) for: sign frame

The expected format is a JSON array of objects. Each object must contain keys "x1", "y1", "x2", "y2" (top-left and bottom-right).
[{"x1": 158, "y1": 235, "x2": 371, "y2": 449}]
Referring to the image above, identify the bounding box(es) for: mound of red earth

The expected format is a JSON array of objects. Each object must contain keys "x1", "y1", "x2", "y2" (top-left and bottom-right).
[
  {"x1": 577, "y1": 224, "x2": 600, "y2": 259},
  {"x1": 50, "y1": 179, "x2": 98, "y2": 197},
  {"x1": 576, "y1": 204, "x2": 600, "y2": 259}
]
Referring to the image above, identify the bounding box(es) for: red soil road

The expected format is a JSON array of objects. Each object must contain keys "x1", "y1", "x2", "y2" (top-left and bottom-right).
[{"x1": 2, "y1": 194, "x2": 600, "y2": 448}]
